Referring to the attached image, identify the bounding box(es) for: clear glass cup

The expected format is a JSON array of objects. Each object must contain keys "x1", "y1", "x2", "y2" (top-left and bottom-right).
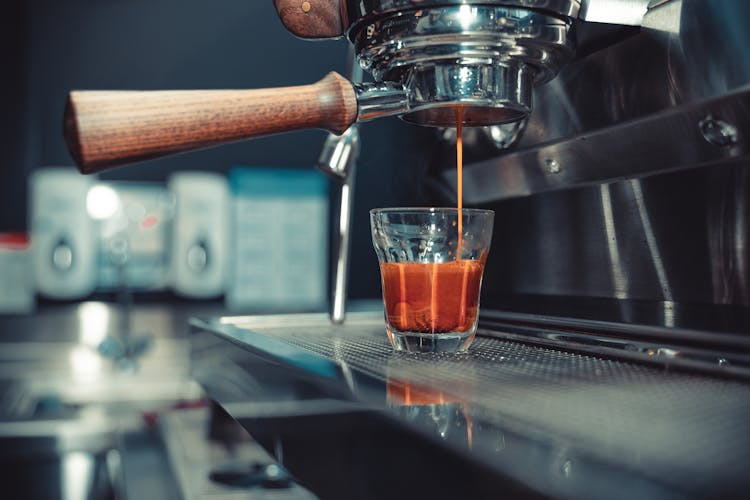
[{"x1": 370, "y1": 207, "x2": 494, "y2": 353}]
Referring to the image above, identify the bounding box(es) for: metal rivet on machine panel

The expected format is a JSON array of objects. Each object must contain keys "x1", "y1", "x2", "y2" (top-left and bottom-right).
[
  {"x1": 699, "y1": 116, "x2": 738, "y2": 147},
  {"x1": 560, "y1": 459, "x2": 573, "y2": 477},
  {"x1": 545, "y1": 158, "x2": 561, "y2": 174}
]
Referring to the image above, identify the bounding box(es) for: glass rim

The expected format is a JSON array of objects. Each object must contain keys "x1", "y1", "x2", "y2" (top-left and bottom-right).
[{"x1": 370, "y1": 207, "x2": 494, "y2": 216}]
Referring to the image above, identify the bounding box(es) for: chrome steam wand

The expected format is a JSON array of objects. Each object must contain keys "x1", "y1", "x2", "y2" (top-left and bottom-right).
[{"x1": 318, "y1": 47, "x2": 362, "y2": 324}]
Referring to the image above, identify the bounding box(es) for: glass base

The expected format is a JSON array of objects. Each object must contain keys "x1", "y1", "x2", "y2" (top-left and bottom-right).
[{"x1": 387, "y1": 327, "x2": 476, "y2": 353}]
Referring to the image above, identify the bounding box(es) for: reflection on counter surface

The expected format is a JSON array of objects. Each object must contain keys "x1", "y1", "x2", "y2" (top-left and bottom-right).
[{"x1": 387, "y1": 371, "x2": 476, "y2": 451}]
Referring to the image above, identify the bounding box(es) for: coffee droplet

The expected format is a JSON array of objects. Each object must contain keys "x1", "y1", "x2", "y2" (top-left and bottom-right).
[{"x1": 302, "y1": 1, "x2": 311, "y2": 12}]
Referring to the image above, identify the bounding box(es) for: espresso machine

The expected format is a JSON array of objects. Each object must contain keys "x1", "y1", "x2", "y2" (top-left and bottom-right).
[
  {"x1": 65, "y1": 0, "x2": 640, "y2": 324},
  {"x1": 65, "y1": 1, "x2": 750, "y2": 498}
]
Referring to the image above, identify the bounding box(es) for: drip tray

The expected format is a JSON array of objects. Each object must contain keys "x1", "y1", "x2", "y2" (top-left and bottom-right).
[{"x1": 192, "y1": 312, "x2": 750, "y2": 500}]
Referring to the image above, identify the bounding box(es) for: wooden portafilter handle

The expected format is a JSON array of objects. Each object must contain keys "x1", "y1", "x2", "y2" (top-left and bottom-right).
[{"x1": 64, "y1": 72, "x2": 358, "y2": 174}]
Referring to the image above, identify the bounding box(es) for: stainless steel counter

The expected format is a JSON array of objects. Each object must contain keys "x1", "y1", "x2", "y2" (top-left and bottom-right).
[
  {"x1": 191, "y1": 312, "x2": 750, "y2": 500},
  {"x1": 0, "y1": 301, "x2": 216, "y2": 500}
]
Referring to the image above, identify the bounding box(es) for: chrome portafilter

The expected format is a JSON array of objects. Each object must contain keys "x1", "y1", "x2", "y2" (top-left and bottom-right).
[{"x1": 350, "y1": 4, "x2": 575, "y2": 127}]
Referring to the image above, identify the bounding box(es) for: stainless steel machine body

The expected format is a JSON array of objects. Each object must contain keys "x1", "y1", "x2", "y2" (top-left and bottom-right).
[
  {"x1": 449, "y1": 0, "x2": 750, "y2": 304},
  {"x1": 417, "y1": 0, "x2": 750, "y2": 371},
  {"x1": 451, "y1": 0, "x2": 750, "y2": 200},
  {"x1": 325, "y1": 0, "x2": 750, "y2": 335}
]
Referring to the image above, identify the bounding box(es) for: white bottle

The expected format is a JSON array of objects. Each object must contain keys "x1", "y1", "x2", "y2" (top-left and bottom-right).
[
  {"x1": 30, "y1": 168, "x2": 96, "y2": 299},
  {"x1": 168, "y1": 172, "x2": 228, "y2": 298}
]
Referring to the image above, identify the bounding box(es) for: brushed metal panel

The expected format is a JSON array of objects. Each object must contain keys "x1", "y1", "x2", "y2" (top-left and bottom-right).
[{"x1": 478, "y1": 163, "x2": 750, "y2": 305}]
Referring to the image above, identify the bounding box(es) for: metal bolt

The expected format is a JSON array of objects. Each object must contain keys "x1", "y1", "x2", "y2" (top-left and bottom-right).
[
  {"x1": 545, "y1": 158, "x2": 561, "y2": 174},
  {"x1": 560, "y1": 459, "x2": 573, "y2": 477},
  {"x1": 699, "y1": 116, "x2": 738, "y2": 147}
]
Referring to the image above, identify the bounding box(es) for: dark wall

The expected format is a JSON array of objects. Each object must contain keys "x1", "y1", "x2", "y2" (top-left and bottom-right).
[
  {"x1": 1, "y1": 1, "x2": 29, "y2": 231},
  {"x1": 1, "y1": 0, "x2": 439, "y2": 299}
]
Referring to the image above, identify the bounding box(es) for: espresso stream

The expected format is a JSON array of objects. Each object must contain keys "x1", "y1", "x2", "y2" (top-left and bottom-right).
[{"x1": 456, "y1": 107, "x2": 464, "y2": 249}]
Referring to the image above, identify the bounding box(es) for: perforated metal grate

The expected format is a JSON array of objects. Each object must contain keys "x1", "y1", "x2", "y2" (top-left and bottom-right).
[{"x1": 223, "y1": 314, "x2": 750, "y2": 496}]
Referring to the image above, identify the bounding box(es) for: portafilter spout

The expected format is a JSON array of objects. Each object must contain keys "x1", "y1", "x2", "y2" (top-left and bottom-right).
[{"x1": 64, "y1": 2, "x2": 576, "y2": 174}]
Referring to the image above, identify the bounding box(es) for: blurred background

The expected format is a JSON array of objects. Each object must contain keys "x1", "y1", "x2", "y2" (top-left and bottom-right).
[{"x1": 0, "y1": 0, "x2": 442, "y2": 309}]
